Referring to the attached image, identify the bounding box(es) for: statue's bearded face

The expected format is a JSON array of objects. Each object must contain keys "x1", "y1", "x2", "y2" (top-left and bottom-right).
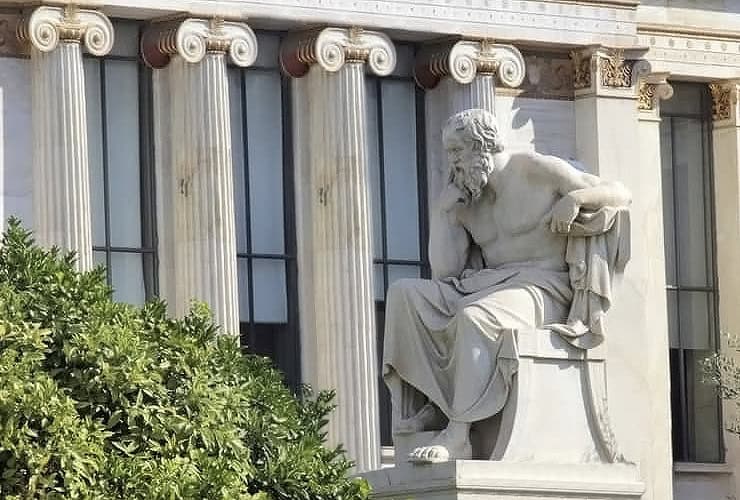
[{"x1": 445, "y1": 135, "x2": 492, "y2": 204}]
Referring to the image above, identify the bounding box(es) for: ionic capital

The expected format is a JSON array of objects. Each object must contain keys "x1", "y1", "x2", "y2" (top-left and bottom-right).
[
  {"x1": 17, "y1": 5, "x2": 113, "y2": 56},
  {"x1": 570, "y1": 46, "x2": 650, "y2": 97},
  {"x1": 414, "y1": 39, "x2": 525, "y2": 89},
  {"x1": 637, "y1": 72, "x2": 673, "y2": 114},
  {"x1": 280, "y1": 27, "x2": 396, "y2": 77},
  {"x1": 141, "y1": 18, "x2": 257, "y2": 69},
  {"x1": 709, "y1": 81, "x2": 740, "y2": 126}
]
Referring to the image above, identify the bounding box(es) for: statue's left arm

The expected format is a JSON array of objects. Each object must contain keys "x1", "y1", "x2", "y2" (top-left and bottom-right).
[{"x1": 538, "y1": 155, "x2": 631, "y2": 234}]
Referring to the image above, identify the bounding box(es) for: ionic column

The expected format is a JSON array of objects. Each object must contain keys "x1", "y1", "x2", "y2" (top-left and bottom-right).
[
  {"x1": 572, "y1": 47, "x2": 673, "y2": 499},
  {"x1": 281, "y1": 27, "x2": 396, "y2": 471},
  {"x1": 18, "y1": 6, "x2": 113, "y2": 270},
  {"x1": 143, "y1": 19, "x2": 257, "y2": 334},
  {"x1": 414, "y1": 40, "x2": 525, "y2": 199}
]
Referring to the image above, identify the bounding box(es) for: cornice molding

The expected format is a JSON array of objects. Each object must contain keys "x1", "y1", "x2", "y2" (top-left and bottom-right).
[
  {"x1": 414, "y1": 39, "x2": 525, "y2": 90},
  {"x1": 141, "y1": 17, "x2": 257, "y2": 68},
  {"x1": 280, "y1": 27, "x2": 396, "y2": 77},
  {"x1": 17, "y1": 5, "x2": 113, "y2": 56}
]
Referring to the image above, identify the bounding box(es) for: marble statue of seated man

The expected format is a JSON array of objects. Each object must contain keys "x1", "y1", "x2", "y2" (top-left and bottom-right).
[{"x1": 382, "y1": 108, "x2": 631, "y2": 464}]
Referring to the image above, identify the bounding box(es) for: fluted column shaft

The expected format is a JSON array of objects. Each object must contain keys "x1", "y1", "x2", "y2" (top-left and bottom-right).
[
  {"x1": 283, "y1": 27, "x2": 396, "y2": 472},
  {"x1": 144, "y1": 18, "x2": 257, "y2": 334},
  {"x1": 415, "y1": 40, "x2": 525, "y2": 200},
  {"x1": 19, "y1": 6, "x2": 114, "y2": 270}
]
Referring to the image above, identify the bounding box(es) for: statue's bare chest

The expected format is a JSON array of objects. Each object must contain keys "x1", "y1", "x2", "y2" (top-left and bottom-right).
[{"x1": 457, "y1": 178, "x2": 558, "y2": 246}]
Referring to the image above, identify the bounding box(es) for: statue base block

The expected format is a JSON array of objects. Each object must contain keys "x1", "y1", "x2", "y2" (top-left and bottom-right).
[{"x1": 361, "y1": 460, "x2": 644, "y2": 500}]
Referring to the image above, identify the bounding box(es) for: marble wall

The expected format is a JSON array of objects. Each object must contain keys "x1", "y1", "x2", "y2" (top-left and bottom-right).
[{"x1": 0, "y1": 57, "x2": 32, "y2": 228}]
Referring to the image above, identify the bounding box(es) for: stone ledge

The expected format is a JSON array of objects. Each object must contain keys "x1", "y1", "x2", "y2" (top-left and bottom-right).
[{"x1": 362, "y1": 460, "x2": 645, "y2": 500}]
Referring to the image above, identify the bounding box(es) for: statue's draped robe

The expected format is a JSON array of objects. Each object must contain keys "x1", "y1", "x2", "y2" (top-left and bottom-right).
[{"x1": 383, "y1": 207, "x2": 629, "y2": 424}]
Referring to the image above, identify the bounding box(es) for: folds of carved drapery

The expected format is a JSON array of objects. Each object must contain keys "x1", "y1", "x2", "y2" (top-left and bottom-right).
[
  {"x1": 143, "y1": 18, "x2": 257, "y2": 335},
  {"x1": 17, "y1": 5, "x2": 113, "y2": 270}
]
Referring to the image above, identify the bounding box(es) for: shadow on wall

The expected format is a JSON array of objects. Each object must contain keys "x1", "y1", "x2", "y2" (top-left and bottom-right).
[
  {"x1": 0, "y1": 57, "x2": 33, "y2": 227},
  {"x1": 498, "y1": 94, "x2": 583, "y2": 170}
]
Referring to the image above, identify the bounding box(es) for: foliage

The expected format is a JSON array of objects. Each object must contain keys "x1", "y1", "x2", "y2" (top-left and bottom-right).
[
  {"x1": 0, "y1": 218, "x2": 370, "y2": 500},
  {"x1": 703, "y1": 333, "x2": 740, "y2": 435}
]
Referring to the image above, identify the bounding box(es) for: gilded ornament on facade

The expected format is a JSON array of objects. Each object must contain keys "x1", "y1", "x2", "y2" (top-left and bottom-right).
[
  {"x1": 637, "y1": 82, "x2": 656, "y2": 111},
  {"x1": 709, "y1": 83, "x2": 732, "y2": 121},
  {"x1": 570, "y1": 49, "x2": 591, "y2": 89},
  {"x1": 599, "y1": 49, "x2": 633, "y2": 88}
]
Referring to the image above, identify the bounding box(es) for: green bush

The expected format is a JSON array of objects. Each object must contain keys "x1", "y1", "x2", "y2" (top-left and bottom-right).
[{"x1": 0, "y1": 219, "x2": 370, "y2": 500}]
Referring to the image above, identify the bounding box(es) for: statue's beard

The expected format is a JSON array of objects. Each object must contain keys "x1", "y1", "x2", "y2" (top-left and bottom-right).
[{"x1": 452, "y1": 155, "x2": 492, "y2": 204}]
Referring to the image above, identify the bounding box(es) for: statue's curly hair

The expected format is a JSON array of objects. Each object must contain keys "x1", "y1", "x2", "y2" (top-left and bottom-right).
[{"x1": 442, "y1": 108, "x2": 504, "y2": 153}]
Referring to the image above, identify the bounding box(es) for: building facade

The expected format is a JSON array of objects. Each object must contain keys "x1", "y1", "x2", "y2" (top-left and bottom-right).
[{"x1": 0, "y1": 0, "x2": 738, "y2": 498}]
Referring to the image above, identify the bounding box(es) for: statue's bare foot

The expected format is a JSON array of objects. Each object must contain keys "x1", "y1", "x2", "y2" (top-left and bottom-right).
[
  {"x1": 408, "y1": 421, "x2": 472, "y2": 464},
  {"x1": 395, "y1": 403, "x2": 442, "y2": 434}
]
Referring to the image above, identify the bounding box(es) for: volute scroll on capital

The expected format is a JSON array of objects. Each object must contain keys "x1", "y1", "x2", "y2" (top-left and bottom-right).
[
  {"x1": 141, "y1": 18, "x2": 257, "y2": 69},
  {"x1": 414, "y1": 39, "x2": 525, "y2": 90},
  {"x1": 17, "y1": 5, "x2": 114, "y2": 56},
  {"x1": 280, "y1": 27, "x2": 396, "y2": 78}
]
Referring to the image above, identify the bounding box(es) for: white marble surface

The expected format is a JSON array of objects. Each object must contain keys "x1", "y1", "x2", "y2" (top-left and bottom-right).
[
  {"x1": 0, "y1": 58, "x2": 32, "y2": 228},
  {"x1": 362, "y1": 460, "x2": 644, "y2": 500},
  {"x1": 575, "y1": 87, "x2": 673, "y2": 500}
]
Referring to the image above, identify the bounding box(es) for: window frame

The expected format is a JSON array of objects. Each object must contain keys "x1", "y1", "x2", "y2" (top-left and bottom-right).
[
  {"x1": 661, "y1": 82, "x2": 724, "y2": 463},
  {"x1": 87, "y1": 22, "x2": 159, "y2": 301}
]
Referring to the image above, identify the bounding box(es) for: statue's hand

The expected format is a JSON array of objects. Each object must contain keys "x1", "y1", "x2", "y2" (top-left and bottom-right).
[
  {"x1": 545, "y1": 195, "x2": 580, "y2": 234},
  {"x1": 437, "y1": 183, "x2": 467, "y2": 213}
]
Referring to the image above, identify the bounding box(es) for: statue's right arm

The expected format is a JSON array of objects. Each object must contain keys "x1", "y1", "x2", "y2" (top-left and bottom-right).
[{"x1": 429, "y1": 185, "x2": 470, "y2": 280}]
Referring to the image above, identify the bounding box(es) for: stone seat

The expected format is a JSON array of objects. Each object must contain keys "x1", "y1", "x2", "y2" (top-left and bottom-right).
[{"x1": 394, "y1": 328, "x2": 620, "y2": 465}]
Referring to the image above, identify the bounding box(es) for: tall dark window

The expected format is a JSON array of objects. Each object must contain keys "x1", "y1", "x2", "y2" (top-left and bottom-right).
[
  {"x1": 660, "y1": 83, "x2": 723, "y2": 462},
  {"x1": 228, "y1": 33, "x2": 300, "y2": 389},
  {"x1": 367, "y1": 45, "x2": 430, "y2": 446},
  {"x1": 85, "y1": 21, "x2": 157, "y2": 304}
]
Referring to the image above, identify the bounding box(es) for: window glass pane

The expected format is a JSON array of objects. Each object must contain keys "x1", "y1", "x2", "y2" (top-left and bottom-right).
[
  {"x1": 661, "y1": 83, "x2": 703, "y2": 116},
  {"x1": 237, "y1": 258, "x2": 250, "y2": 322},
  {"x1": 673, "y1": 118, "x2": 710, "y2": 287},
  {"x1": 105, "y1": 60, "x2": 142, "y2": 248},
  {"x1": 109, "y1": 21, "x2": 139, "y2": 58},
  {"x1": 253, "y1": 33, "x2": 280, "y2": 69},
  {"x1": 374, "y1": 263, "x2": 385, "y2": 301},
  {"x1": 388, "y1": 264, "x2": 421, "y2": 287},
  {"x1": 245, "y1": 71, "x2": 285, "y2": 255},
  {"x1": 93, "y1": 250, "x2": 107, "y2": 271},
  {"x1": 110, "y1": 252, "x2": 145, "y2": 305},
  {"x1": 382, "y1": 80, "x2": 420, "y2": 261},
  {"x1": 229, "y1": 69, "x2": 249, "y2": 254},
  {"x1": 660, "y1": 120, "x2": 676, "y2": 286},
  {"x1": 85, "y1": 59, "x2": 106, "y2": 247},
  {"x1": 392, "y1": 44, "x2": 414, "y2": 77},
  {"x1": 366, "y1": 79, "x2": 384, "y2": 260},
  {"x1": 686, "y1": 350, "x2": 722, "y2": 462},
  {"x1": 678, "y1": 290, "x2": 713, "y2": 350},
  {"x1": 252, "y1": 258, "x2": 287, "y2": 323},
  {"x1": 667, "y1": 290, "x2": 679, "y2": 349}
]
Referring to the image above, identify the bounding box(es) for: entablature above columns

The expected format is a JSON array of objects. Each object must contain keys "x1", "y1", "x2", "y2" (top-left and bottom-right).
[
  {"x1": 638, "y1": 27, "x2": 740, "y2": 81},
  {"x1": 0, "y1": 0, "x2": 639, "y2": 49},
  {"x1": 280, "y1": 27, "x2": 396, "y2": 78},
  {"x1": 141, "y1": 17, "x2": 257, "y2": 68},
  {"x1": 414, "y1": 39, "x2": 525, "y2": 90}
]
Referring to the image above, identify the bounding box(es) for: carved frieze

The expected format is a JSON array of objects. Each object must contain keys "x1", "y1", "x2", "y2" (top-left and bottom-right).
[
  {"x1": 17, "y1": 5, "x2": 113, "y2": 56},
  {"x1": 141, "y1": 18, "x2": 257, "y2": 69},
  {"x1": 709, "y1": 83, "x2": 733, "y2": 121},
  {"x1": 415, "y1": 39, "x2": 525, "y2": 89},
  {"x1": 599, "y1": 49, "x2": 632, "y2": 88},
  {"x1": 280, "y1": 27, "x2": 396, "y2": 78}
]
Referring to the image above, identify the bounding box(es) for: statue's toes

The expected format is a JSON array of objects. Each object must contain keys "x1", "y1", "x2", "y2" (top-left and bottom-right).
[{"x1": 427, "y1": 445, "x2": 450, "y2": 463}]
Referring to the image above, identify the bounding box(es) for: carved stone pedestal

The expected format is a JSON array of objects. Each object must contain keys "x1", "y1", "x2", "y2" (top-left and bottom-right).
[{"x1": 362, "y1": 461, "x2": 644, "y2": 500}]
